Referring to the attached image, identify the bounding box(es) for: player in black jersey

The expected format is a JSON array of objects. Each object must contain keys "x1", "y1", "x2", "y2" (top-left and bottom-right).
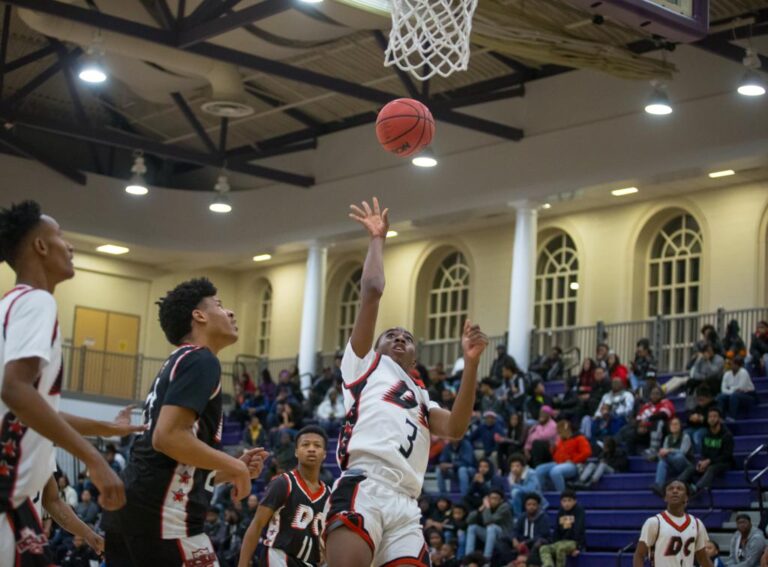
[
  {"x1": 238, "y1": 426, "x2": 331, "y2": 567},
  {"x1": 104, "y1": 278, "x2": 268, "y2": 567}
]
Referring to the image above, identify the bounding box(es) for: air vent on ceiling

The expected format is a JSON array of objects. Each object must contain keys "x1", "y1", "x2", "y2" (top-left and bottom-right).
[{"x1": 201, "y1": 101, "x2": 255, "y2": 118}]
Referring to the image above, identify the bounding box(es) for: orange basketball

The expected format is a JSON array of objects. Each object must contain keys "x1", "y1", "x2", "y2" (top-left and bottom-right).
[{"x1": 376, "y1": 98, "x2": 435, "y2": 158}]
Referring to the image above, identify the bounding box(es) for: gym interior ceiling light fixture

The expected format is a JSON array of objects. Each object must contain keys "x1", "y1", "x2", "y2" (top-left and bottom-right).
[
  {"x1": 78, "y1": 34, "x2": 107, "y2": 84},
  {"x1": 708, "y1": 169, "x2": 735, "y2": 178},
  {"x1": 569, "y1": 282, "x2": 580, "y2": 291},
  {"x1": 541, "y1": 203, "x2": 552, "y2": 210},
  {"x1": 97, "y1": 244, "x2": 129, "y2": 255},
  {"x1": 386, "y1": 230, "x2": 399, "y2": 238},
  {"x1": 645, "y1": 81, "x2": 673, "y2": 115},
  {"x1": 412, "y1": 147, "x2": 438, "y2": 168},
  {"x1": 611, "y1": 187, "x2": 639, "y2": 196},
  {"x1": 125, "y1": 153, "x2": 149, "y2": 195},
  {"x1": 738, "y1": 49, "x2": 766, "y2": 96},
  {"x1": 253, "y1": 254, "x2": 272, "y2": 262},
  {"x1": 209, "y1": 175, "x2": 232, "y2": 214}
]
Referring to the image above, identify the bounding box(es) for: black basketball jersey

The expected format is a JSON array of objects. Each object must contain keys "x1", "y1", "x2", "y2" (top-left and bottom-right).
[
  {"x1": 261, "y1": 469, "x2": 330, "y2": 566},
  {"x1": 112, "y1": 345, "x2": 223, "y2": 539}
]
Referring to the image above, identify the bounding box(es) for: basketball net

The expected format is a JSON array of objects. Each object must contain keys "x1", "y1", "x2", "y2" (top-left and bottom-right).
[{"x1": 384, "y1": 0, "x2": 479, "y2": 81}]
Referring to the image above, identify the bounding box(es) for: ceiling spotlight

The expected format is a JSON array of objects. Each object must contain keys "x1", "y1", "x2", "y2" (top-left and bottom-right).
[
  {"x1": 412, "y1": 147, "x2": 438, "y2": 168},
  {"x1": 209, "y1": 174, "x2": 232, "y2": 213},
  {"x1": 569, "y1": 282, "x2": 580, "y2": 291},
  {"x1": 645, "y1": 82, "x2": 673, "y2": 115},
  {"x1": 611, "y1": 187, "x2": 639, "y2": 196},
  {"x1": 125, "y1": 153, "x2": 148, "y2": 196},
  {"x1": 386, "y1": 230, "x2": 398, "y2": 238},
  {"x1": 738, "y1": 49, "x2": 766, "y2": 97},
  {"x1": 96, "y1": 244, "x2": 129, "y2": 255},
  {"x1": 299, "y1": 0, "x2": 323, "y2": 3},
  {"x1": 78, "y1": 35, "x2": 107, "y2": 84},
  {"x1": 541, "y1": 203, "x2": 552, "y2": 210},
  {"x1": 253, "y1": 254, "x2": 272, "y2": 262},
  {"x1": 708, "y1": 169, "x2": 735, "y2": 179}
]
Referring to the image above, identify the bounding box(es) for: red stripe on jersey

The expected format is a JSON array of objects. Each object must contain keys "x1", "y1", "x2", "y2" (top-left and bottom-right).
[
  {"x1": 169, "y1": 346, "x2": 202, "y2": 381},
  {"x1": 660, "y1": 511, "x2": 691, "y2": 532},
  {"x1": 176, "y1": 539, "x2": 186, "y2": 561},
  {"x1": 292, "y1": 469, "x2": 326, "y2": 502},
  {"x1": 344, "y1": 353, "x2": 382, "y2": 390},
  {"x1": 2, "y1": 288, "x2": 35, "y2": 339},
  {"x1": 2, "y1": 285, "x2": 29, "y2": 299}
]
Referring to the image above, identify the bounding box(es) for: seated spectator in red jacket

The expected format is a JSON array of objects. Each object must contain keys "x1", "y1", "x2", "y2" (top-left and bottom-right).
[
  {"x1": 607, "y1": 352, "x2": 629, "y2": 384},
  {"x1": 534, "y1": 420, "x2": 591, "y2": 493},
  {"x1": 618, "y1": 386, "x2": 674, "y2": 457}
]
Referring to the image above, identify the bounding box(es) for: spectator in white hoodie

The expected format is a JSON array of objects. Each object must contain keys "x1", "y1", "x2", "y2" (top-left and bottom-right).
[
  {"x1": 316, "y1": 387, "x2": 345, "y2": 435},
  {"x1": 717, "y1": 357, "x2": 757, "y2": 419}
]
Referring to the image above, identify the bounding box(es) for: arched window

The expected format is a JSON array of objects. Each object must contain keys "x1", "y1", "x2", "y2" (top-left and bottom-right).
[
  {"x1": 647, "y1": 214, "x2": 702, "y2": 316},
  {"x1": 535, "y1": 233, "x2": 579, "y2": 329},
  {"x1": 427, "y1": 252, "x2": 470, "y2": 342},
  {"x1": 338, "y1": 268, "x2": 362, "y2": 348},
  {"x1": 257, "y1": 283, "x2": 272, "y2": 356}
]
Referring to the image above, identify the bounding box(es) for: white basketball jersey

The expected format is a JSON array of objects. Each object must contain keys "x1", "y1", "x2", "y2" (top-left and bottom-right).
[
  {"x1": 338, "y1": 342, "x2": 439, "y2": 498},
  {"x1": 639, "y1": 511, "x2": 708, "y2": 567},
  {"x1": 0, "y1": 285, "x2": 62, "y2": 509}
]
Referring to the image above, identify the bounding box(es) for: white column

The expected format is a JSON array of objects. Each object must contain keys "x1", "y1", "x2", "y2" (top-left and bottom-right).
[
  {"x1": 507, "y1": 202, "x2": 538, "y2": 370},
  {"x1": 298, "y1": 243, "x2": 327, "y2": 395}
]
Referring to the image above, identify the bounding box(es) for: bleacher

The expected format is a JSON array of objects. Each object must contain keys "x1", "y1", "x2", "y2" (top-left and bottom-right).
[{"x1": 220, "y1": 374, "x2": 768, "y2": 566}]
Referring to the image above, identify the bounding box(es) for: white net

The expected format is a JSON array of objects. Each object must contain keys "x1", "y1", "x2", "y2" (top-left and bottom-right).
[{"x1": 384, "y1": 0, "x2": 479, "y2": 81}]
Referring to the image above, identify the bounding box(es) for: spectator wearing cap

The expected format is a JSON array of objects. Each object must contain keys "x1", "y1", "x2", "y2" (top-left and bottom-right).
[
  {"x1": 523, "y1": 406, "x2": 558, "y2": 462},
  {"x1": 490, "y1": 344, "x2": 518, "y2": 389},
  {"x1": 679, "y1": 407, "x2": 734, "y2": 496},
  {"x1": 465, "y1": 488, "x2": 514, "y2": 560},
  {"x1": 437, "y1": 437, "x2": 477, "y2": 495},
  {"x1": 535, "y1": 420, "x2": 592, "y2": 493},
  {"x1": 718, "y1": 357, "x2": 758, "y2": 419},
  {"x1": 726, "y1": 514, "x2": 765, "y2": 567},
  {"x1": 470, "y1": 411, "x2": 505, "y2": 465},
  {"x1": 629, "y1": 338, "x2": 657, "y2": 391},
  {"x1": 747, "y1": 321, "x2": 768, "y2": 376}
]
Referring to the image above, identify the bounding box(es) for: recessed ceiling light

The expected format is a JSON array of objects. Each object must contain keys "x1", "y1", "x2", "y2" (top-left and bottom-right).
[
  {"x1": 253, "y1": 254, "x2": 272, "y2": 262},
  {"x1": 611, "y1": 187, "x2": 639, "y2": 196},
  {"x1": 386, "y1": 230, "x2": 398, "y2": 238},
  {"x1": 708, "y1": 169, "x2": 735, "y2": 178},
  {"x1": 541, "y1": 203, "x2": 552, "y2": 210},
  {"x1": 569, "y1": 282, "x2": 580, "y2": 290},
  {"x1": 97, "y1": 244, "x2": 129, "y2": 255}
]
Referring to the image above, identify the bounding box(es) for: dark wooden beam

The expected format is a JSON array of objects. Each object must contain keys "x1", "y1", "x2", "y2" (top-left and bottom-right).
[
  {"x1": 244, "y1": 83, "x2": 321, "y2": 128},
  {"x1": 218, "y1": 117, "x2": 228, "y2": 154},
  {"x1": 170, "y1": 92, "x2": 218, "y2": 154},
  {"x1": 0, "y1": 126, "x2": 86, "y2": 184},
  {"x1": 0, "y1": 5, "x2": 11, "y2": 97},
  {"x1": 183, "y1": 0, "x2": 244, "y2": 29},
  {"x1": 1, "y1": 44, "x2": 58, "y2": 74},
  {"x1": 372, "y1": 30, "x2": 419, "y2": 99},
  {"x1": 0, "y1": 47, "x2": 82, "y2": 112}
]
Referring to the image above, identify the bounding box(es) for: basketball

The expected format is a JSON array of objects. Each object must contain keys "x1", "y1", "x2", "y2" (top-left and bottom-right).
[{"x1": 376, "y1": 98, "x2": 435, "y2": 158}]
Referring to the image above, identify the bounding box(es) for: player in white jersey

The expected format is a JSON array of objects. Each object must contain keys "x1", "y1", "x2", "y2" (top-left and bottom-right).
[
  {"x1": 324, "y1": 198, "x2": 488, "y2": 567},
  {"x1": 0, "y1": 201, "x2": 144, "y2": 566},
  {"x1": 634, "y1": 480, "x2": 712, "y2": 567}
]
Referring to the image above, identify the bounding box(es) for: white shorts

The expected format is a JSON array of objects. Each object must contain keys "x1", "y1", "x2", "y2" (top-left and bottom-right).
[
  {"x1": 325, "y1": 470, "x2": 430, "y2": 566},
  {"x1": 0, "y1": 499, "x2": 53, "y2": 567}
]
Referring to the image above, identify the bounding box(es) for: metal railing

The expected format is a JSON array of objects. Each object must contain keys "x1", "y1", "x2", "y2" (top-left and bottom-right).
[
  {"x1": 745, "y1": 443, "x2": 768, "y2": 532},
  {"x1": 417, "y1": 334, "x2": 507, "y2": 374}
]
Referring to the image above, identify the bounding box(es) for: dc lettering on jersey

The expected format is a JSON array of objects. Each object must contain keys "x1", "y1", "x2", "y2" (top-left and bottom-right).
[
  {"x1": 290, "y1": 504, "x2": 326, "y2": 537},
  {"x1": 664, "y1": 536, "x2": 696, "y2": 557},
  {"x1": 186, "y1": 547, "x2": 218, "y2": 567}
]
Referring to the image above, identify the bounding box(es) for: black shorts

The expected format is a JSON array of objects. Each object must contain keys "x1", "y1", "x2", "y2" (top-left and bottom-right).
[
  {"x1": 0, "y1": 498, "x2": 55, "y2": 567},
  {"x1": 105, "y1": 530, "x2": 219, "y2": 567}
]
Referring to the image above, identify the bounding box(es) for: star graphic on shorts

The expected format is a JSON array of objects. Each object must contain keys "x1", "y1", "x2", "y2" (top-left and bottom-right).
[
  {"x1": 178, "y1": 471, "x2": 191, "y2": 485},
  {"x1": 172, "y1": 489, "x2": 186, "y2": 503},
  {"x1": 8, "y1": 418, "x2": 24, "y2": 436},
  {"x1": 2, "y1": 440, "x2": 15, "y2": 457},
  {"x1": 0, "y1": 460, "x2": 14, "y2": 477}
]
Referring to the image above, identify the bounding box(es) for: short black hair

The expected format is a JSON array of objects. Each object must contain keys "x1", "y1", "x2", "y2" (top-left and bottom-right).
[
  {"x1": 707, "y1": 406, "x2": 722, "y2": 417},
  {"x1": 664, "y1": 480, "x2": 690, "y2": 496},
  {"x1": 524, "y1": 493, "x2": 541, "y2": 505},
  {"x1": 157, "y1": 278, "x2": 217, "y2": 345},
  {"x1": 489, "y1": 488, "x2": 504, "y2": 498},
  {"x1": 637, "y1": 338, "x2": 651, "y2": 349},
  {"x1": 735, "y1": 513, "x2": 751, "y2": 523},
  {"x1": 296, "y1": 425, "x2": 328, "y2": 449},
  {"x1": 560, "y1": 489, "x2": 577, "y2": 500},
  {"x1": 695, "y1": 385, "x2": 713, "y2": 398},
  {"x1": 0, "y1": 200, "x2": 42, "y2": 266},
  {"x1": 509, "y1": 453, "x2": 527, "y2": 466}
]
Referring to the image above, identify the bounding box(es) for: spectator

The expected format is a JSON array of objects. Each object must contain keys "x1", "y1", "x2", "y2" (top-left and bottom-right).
[
  {"x1": 592, "y1": 377, "x2": 634, "y2": 432},
  {"x1": 530, "y1": 347, "x2": 564, "y2": 382},
  {"x1": 490, "y1": 344, "x2": 518, "y2": 387},
  {"x1": 679, "y1": 407, "x2": 734, "y2": 496},
  {"x1": 689, "y1": 342, "x2": 726, "y2": 397},
  {"x1": 557, "y1": 385, "x2": 594, "y2": 434},
  {"x1": 75, "y1": 489, "x2": 99, "y2": 526},
  {"x1": 538, "y1": 489, "x2": 586, "y2": 567},
  {"x1": 214, "y1": 507, "x2": 245, "y2": 567},
  {"x1": 260, "y1": 369, "x2": 276, "y2": 401},
  {"x1": 630, "y1": 338, "x2": 657, "y2": 391},
  {"x1": 464, "y1": 459, "x2": 504, "y2": 511},
  {"x1": 478, "y1": 379, "x2": 505, "y2": 416},
  {"x1": 105, "y1": 443, "x2": 125, "y2": 473},
  {"x1": 726, "y1": 514, "x2": 765, "y2": 567},
  {"x1": 58, "y1": 534, "x2": 99, "y2": 567},
  {"x1": 437, "y1": 437, "x2": 477, "y2": 495},
  {"x1": 316, "y1": 388, "x2": 345, "y2": 434},
  {"x1": 523, "y1": 406, "x2": 558, "y2": 462},
  {"x1": 706, "y1": 541, "x2": 726, "y2": 567},
  {"x1": 574, "y1": 436, "x2": 628, "y2": 489},
  {"x1": 242, "y1": 415, "x2": 266, "y2": 448},
  {"x1": 426, "y1": 528, "x2": 445, "y2": 558},
  {"x1": 204, "y1": 507, "x2": 223, "y2": 550},
  {"x1": 470, "y1": 411, "x2": 505, "y2": 465},
  {"x1": 723, "y1": 320, "x2": 748, "y2": 361},
  {"x1": 57, "y1": 473, "x2": 78, "y2": 509},
  {"x1": 242, "y1": 494, "x2": 259, "y2": 528},
  {"x1": 496, "y1": 412, "x2": 528, "y2": 472},
  {"x1": 443, "y1": 504, "x2": 469, "y2": 558},
  {"x1": 595, "y1": 343, "x2": 610, "y2": 371},
  {"x1": 535, "y1": 419, "x2": 592, "y2": 493},
  {"x1": 434, "y1": 541, "x2": 461, "y2": 567},
  {"x1": 502, "y1": 362, "x2": 528, "y2": 414},
  {"x1": 425, "y1": 496, "x2": 454, "y2": 534},
  {"x1": 619, "y1": 385, "x2": 674, "y2": 457},
  {"x1": 510, "y1": 494, "x2": 551, "y2": 563},
  {"x1": 272, "y1": 430, "x2": 297, "y2": 472},
  {"x1": 690, "y1": 325, "x2": 725, "y2": 364},
  {"x1": 718, "y1": 357, "x2": 757, "y2": 419},
  {"x1": 310, "y1": 366, "x2": 336, "y2": 407},
  {"x1": 441, "y1": 388, "x2": 456, "y2": 410},
  {"x1": 747, "y1": 321, "x2": 768, "y2": 376},
  {"x1": 525, "y1": 380, "x2": 555, "y2": 425},
  {"x1": 650, "y1": 416, "x2": 694, "y2": 496},
  {"x1": 239, "y1": 370, "x2": 256, "y2": 394},
  {"x1": 502, "y1": 454, "x2": 549, "y2": 516},
  {"x1": 465, "y1": 488, "x2": 514, "y2": 560},
  {"x1": 606, "y1": 352, "x2": 629, "y2": 385},
  {"x1": 685, "y1": 386, "x2": 718, "y2": 454},
  {"x1": 574, "y1": 358, "x2": 596, "y2": 392}
]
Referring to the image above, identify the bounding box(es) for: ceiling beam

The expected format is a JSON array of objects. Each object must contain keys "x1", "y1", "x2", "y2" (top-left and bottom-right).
[
  {"x1": 0, "y1": 5, "x2": 11, "y2": 97},
  {"x1": 183, "y1": 0, "x2": 243, "y2": 28},
  {"x1": 170, "y1": 91, "x2": 218, "y2": 154},
  {"x1": 372, "y1": 30, "x2": 419, "y2": 99},
  {"x1": 178, "y1": 0, "x2": 295, "y2": 48},
  {"x1": 140, "y1": 0, "x2": 175, "y2": 30},
  {"x1": 0, "y1": 126, "x2": 86, "y2": 184},
  {"x1": 0, "y1": 46, "x2": 81, "y2": 112},
  {"x1": 244, "y1": 84, "x2": 321, "y2": 128},
  {"x1": 694, "y1": 35, "x2": 768, "y2": 69},
  {"x1": 5, "y1": 113, "x2": 315, "y2": 187},
  {"x1": 227, "y1": 137, "x2": 317, "y2": 162},
  {"x1": 218, "y1": 117, "x2": 228, "y2": 153},
  {"x1": 1, "y1": 44, "x2": 58, "y2": 74}
]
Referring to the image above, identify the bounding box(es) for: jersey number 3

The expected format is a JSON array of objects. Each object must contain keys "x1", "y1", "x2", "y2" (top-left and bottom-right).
[{"x1": 399, "y1": 418, "x2": 418, "y2": 458}]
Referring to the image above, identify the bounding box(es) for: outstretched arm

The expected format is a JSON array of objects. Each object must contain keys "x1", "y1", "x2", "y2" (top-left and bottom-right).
[
  {"x1": 61, "y1": 405, "x2": 148, "y2": 437},
  {"x1": 429, "y1": 320, "x2": 488, "y2": 439},
  {"x1": 42, "y1": 476, "x2": 104, "y2": 555},
  {"x1": 633, "y1": 542, "x2": 648, "y2": 567},
  {"x1": 237, "y1": 505, "x2": 275, "y2": 567},
  {"x1": 348, "y1": 197, "x2": 390, "y2": 358}
]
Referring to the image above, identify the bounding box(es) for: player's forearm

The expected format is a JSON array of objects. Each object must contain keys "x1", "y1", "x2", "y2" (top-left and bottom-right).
[
  {"x1": 2, "y1": 376, "x2": 102, "y2": 465},
  {"x1": 632, "y1": 550, "x2": 646, "y2": 567},
  {"x1": 46, "y1": 495, "x2": 93, "y2": 539},
  {"x1": 238, "y1": 518, "x2": 268, "y2": 567},
  {"x1": 61, "y1": 412, "x2": 120, "y2": 437},
  {"x1": 444, "y1": 359, "x2": 480, "y2": 439},
  {"x1": 361, "y1": 236, "x2": 385, "y2": 298},
  {"x1": 153, "y1": 427, "x2": 243, "y2": 476}
]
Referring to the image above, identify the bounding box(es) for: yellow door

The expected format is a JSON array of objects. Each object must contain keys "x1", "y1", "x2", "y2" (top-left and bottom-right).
[
  {"x1": 103, "y1": 313, "x2": 140, "y2": 399},
  {"x1": 72, "y1": 307, "x2": 108, "y2": 394}
]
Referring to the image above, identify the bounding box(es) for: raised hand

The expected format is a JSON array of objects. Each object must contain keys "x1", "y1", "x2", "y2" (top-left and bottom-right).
[
  {"x1": 349, "y1": 197, "x2": 389, "y2": 239},
  {"x1": 112, "y1": 405, "x2": 149, "y2": 436},
  {"x1": 462, "y1": 319, "x2": 488, "y2": 364},
  {"x1": 240, "y1": 447, "x2": 269, "y2": 479}
]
